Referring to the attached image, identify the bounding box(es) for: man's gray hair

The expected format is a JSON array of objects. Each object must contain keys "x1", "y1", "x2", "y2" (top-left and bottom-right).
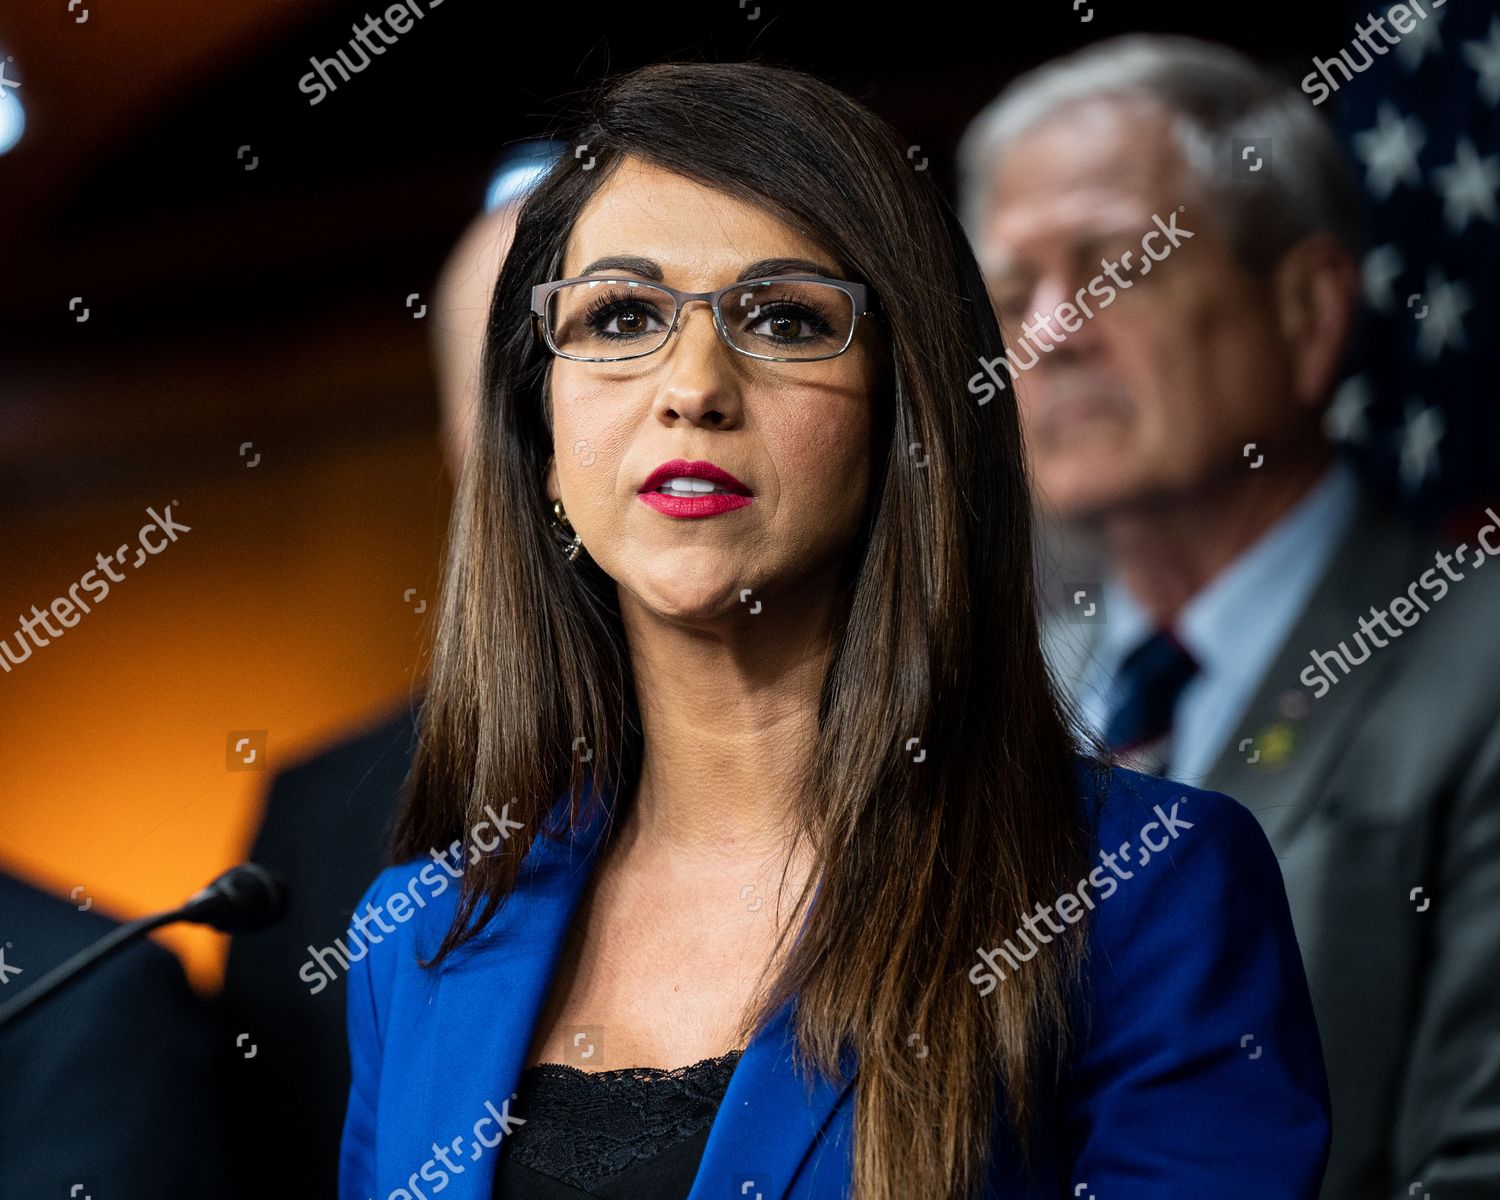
[{"x1": 955, "y1": 34, "x2": 1364, "y2": 270}]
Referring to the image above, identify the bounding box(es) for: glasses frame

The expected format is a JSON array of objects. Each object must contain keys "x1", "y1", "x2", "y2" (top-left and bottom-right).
[{"x1": 529, "y1": 273, "x2": 879, "y2": 364}]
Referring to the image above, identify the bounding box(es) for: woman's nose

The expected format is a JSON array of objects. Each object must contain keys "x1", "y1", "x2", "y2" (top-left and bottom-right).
[{"x1": 654, "y1": 302, "x2": 742, "y2": 423}]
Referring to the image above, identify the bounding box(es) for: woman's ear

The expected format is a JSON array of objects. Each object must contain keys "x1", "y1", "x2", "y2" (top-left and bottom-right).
[
  {"x1": 1269, "y1": 234, "x2": 1360, "y2": 411},
  {"x1": 544, "y1": 457, "x2": 560, "y2": 504}
]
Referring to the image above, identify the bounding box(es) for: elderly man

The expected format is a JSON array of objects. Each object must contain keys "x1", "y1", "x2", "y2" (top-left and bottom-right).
[{"x1": 958, "y1": 34, "x2": 1500, "y2": 1200}]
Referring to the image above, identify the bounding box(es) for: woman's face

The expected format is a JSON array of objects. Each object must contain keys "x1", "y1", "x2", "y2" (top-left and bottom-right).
[{"x1": 543, "y1": 156, "x2": 885, "y2": 625}]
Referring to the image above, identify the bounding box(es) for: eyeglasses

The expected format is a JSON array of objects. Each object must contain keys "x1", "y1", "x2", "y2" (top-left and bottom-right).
[{"x1": 530, "y1": 274, "x2": 878, "y2": 363}]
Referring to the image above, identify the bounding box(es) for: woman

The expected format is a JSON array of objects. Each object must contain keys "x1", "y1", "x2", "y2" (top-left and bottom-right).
[{"x1": 338, "y1": 61, "x2": 1329, "y2": 1200}]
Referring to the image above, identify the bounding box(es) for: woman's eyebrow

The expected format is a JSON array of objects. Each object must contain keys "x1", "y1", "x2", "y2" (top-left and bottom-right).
[
  {"x1": 736, "y1": 256, "x2": 843, "y2": 281},
  {"x1": 573, "y1": 254, "x2": 844, "y2": 282},
  {"x1": 578, "y1": 254, "x2": 662, "y2": 279}
]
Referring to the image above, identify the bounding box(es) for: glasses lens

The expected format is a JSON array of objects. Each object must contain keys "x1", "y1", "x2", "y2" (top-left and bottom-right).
[
  {"x1": 721, "y1": 280, "x2": 855, "y2": 359},
  {"x1": 548, "y1": 279, "x2": 674, "y2": 360}
]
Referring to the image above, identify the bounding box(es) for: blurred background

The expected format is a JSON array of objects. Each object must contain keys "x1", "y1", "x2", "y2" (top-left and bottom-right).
[{"x1": 0, "y1": 0, "x2": 1493, "y2": 987}]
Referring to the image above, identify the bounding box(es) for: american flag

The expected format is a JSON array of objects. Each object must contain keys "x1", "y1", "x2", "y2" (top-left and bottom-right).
[{"x1": 1325, "y1": 2, "x2": 1500, "y2": 526}]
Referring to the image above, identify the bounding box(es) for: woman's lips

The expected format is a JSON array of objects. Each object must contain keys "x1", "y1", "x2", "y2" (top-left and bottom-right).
[
  {"x1": 638, "y1": 458, "x2": 751, "y2": 494},
  {"x1": 638, "y1": 492, "x2": 754, "y2": 519}
]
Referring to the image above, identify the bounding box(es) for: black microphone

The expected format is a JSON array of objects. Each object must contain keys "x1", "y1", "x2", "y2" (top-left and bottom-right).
[
  {"x1": 179, "y1": 863, "x2": 287, "y2": 934},
  {"x1": 0, "y1": 864, "x2": 288, "y2": 1030}
]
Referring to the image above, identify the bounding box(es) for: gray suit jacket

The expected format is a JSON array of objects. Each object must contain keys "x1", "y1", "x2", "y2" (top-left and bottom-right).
[{"x1": 1045, "y1": 489, "x2": 1500, "y2": 1200}]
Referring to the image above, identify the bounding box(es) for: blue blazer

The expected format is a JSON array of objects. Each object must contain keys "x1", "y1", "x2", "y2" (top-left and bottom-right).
[{"x1": 339, "y1": 763, "x2": 1330, "y2": 1199}]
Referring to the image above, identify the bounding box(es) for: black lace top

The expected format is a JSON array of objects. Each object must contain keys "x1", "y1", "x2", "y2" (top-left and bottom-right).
[{"x1": 491, "y1": 1049, "x2": 743, "y2": 1199}]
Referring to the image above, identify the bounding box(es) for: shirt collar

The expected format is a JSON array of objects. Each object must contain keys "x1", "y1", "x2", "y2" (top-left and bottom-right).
[{"x1": 1097, "y1": 458, "x2": 1361, "y2": 677}]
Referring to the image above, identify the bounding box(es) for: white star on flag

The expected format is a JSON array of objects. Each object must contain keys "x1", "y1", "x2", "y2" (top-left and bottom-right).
[
  {"x1": 1461, "y1": 15, "x2": 1500, "y2": 106},
  {"x1": 1433, "y1": 137, "x2": 1500, "y2": 233},
  {"x1": 1415, "y1": 267, "x2": 1474, "y2": 361},
  {"x1": 1353, "y1": 103, "x2": 1427, "y2": 199},
  {"x1": 1362, "y1": 243, "x2": 1403, "y2": 312},
  {"x1": 1326, "y1": 376, "x2": 1372, "y2": 445},
  {"x1": 1392, "y1": 2, "x2": 1445, "y2": 73},
  {"x1": 1398, "y1": 400, "x2": 1444, "y2": 491}
]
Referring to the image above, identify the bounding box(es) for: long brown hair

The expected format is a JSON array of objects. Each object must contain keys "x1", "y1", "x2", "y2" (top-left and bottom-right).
[{"x1": 393, "y1": 59, "x2": 1094, "y2": 1200}]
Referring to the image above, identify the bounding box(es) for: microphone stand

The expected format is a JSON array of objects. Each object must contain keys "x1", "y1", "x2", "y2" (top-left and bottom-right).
[
  {"x1": 0, "y1": 863, "x2": 286, "y2": 1031},
  {"x1": 0, "y1": 907, "x2": 185, "y2": 1029}
]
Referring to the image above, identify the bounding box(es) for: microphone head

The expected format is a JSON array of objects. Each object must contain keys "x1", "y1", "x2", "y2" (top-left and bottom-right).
[{"x1": 181, "y1": 863, "x2": 288, "y2": 934}]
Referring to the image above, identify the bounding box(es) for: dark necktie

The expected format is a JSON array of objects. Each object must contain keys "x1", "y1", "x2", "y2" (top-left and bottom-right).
[{"x1": 1102, "y1": 627, "x2": 1199, "y2": 777}]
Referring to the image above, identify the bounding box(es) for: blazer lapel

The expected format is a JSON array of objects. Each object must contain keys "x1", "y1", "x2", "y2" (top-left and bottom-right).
[
  {"x1": 685, "y1": 1002, "x2": 858, "y2": 1200},
  {"x1": 1202, "y1": 493, "x2": 1430, "y2": 850},
  {"x1": 388, "y1": 777, "x2": 857, "y2": 1200},
  {"x1": 382, "y1": 783, "x2": 613, "y2": 1199}
]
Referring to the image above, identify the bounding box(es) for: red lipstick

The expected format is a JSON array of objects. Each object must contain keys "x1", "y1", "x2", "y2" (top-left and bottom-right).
[{"x1": 637, "y1": 458, "x2": 754, "y2": 519}]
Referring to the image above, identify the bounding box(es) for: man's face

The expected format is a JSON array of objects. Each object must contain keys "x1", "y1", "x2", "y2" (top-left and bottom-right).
[{"x1": 977, "y1": 98, "x2": 1301, "y2": 524}]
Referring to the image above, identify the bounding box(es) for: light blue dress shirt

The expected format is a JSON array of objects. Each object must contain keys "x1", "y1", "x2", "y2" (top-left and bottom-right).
[{"x1": 1073, "y1": 459, "x2": 1361, "y2": 784}]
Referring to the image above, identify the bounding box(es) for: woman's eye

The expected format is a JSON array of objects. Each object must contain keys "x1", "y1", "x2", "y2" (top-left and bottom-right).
[
  {"x1": 586, "y1": 299, "x2": 667, "y2": 338},
  {"x1": 748, "y1": 303, "x2": 833, "y2": 342},
  {"x1": 755, "y1": 308, "x2": 805, "y2": 339},
  {"x1": 607, "y1": 306, "x2": 650, "y2": 334}
]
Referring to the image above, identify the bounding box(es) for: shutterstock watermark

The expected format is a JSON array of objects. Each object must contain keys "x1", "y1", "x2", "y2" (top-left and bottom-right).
[
  {"x1": 298, "y1": 0, "x2": 446, "y2": 106},
  {"x1": 968, "y1": 208, "x2": 1195, "y2": 405},
  {"x1": 1301, "y1": 507, "x2": 1499, "y2": 699},
  {"x1": 378, "y1": 1093, "x2": 525, "y2": 1200},
  {"x1": 299, "y1": 802, "x2": 524, "y2": 995},
  {"x1": 968, "y1": 798, "x2": 1195, "y2": 995},
  {"x1": 0, "y1": 503, "x2": 191, "y2": 675},
  {"x1": 1301, "y1": 0, "x2": 1448, "y2": 106}
]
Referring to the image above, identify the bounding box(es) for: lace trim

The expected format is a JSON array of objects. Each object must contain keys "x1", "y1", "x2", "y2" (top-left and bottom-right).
[{"x1": 502, "y1": 1049, "x2": 743, "y2": 1187}]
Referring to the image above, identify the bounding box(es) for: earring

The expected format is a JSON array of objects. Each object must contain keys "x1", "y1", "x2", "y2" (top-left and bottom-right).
[{"x1": 552, "y1": 499, "x2": 582, "y2": 562}]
